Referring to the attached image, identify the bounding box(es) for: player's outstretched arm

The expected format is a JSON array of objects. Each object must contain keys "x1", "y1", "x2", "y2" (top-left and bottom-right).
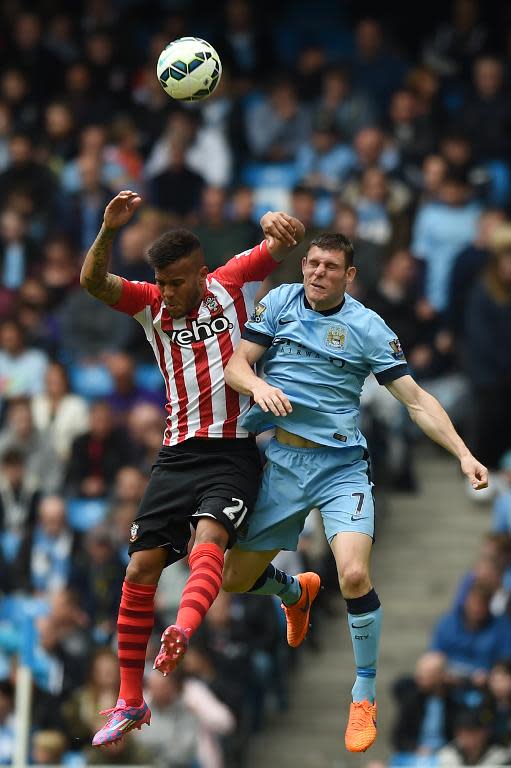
[
  {"x1": 225, "y1": 340, "x2": 292, "y2": 417},
  {"x1": 260, "y1": 211, "x2": 305, "y2": 262},
  {"x1": 386, "y1": 375, "x2": 488, "y2": 490},
  {"x1": 80, "y1": 190, "x2": 142, "y2": 305}
]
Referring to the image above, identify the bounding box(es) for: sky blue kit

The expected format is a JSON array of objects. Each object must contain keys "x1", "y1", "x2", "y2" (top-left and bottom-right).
[{"x1": 237, "y1": 284, "x2": 408, "y2": 550}]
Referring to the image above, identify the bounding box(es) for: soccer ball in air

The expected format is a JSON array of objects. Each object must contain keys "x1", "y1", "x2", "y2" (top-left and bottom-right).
[{"x1": 156, "y1": 37, "x2": 222, "y2": 101}]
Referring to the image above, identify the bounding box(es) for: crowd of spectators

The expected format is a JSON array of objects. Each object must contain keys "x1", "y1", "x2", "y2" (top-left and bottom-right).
[{"x1": 0, "y1": 0, "x2": 511, "y2": 765}]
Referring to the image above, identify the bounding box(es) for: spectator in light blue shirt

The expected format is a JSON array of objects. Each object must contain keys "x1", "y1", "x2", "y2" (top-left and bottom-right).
[
  {"x1": 412, "y1": 169, "x2": 481, "y2": 313},
  {"x1": 294, "y1": 116, "x2": 355, "y2": 193}
]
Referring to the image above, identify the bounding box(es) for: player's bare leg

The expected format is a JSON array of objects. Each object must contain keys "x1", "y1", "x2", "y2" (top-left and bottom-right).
[
  {"x1": 331, "y1": 532, "x2": 380, "y2": 753},
  {"x1": 223, "y1": 547, "x2": 321, "y2": 647},
  {"x1": 154, "y1": 518, "x2": 229, "y2": 675},
  {"x1": 92, "y1": 548, "x2": 166, "y2": 746}
]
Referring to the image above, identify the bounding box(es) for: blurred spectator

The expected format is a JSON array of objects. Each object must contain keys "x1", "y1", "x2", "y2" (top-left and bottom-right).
[
  {"x1": 112, "y1": 223, "x2": 153, "y2": 283},
  {"x1": 0, "y1": 69, "x2": 37, "y2": 134},
  {"x1": 438, "y1": 132, "x2": 493, "y2": 203},
  {"x1": 39, "y1": 236, "x2": 80, "y2": 310},
  {"x1": 436, "y1": 707, "x2": 508, "y2": 766},
  {"x1": 418, "y1": 154, "x2": 448, "y2": 205},
  {"x1": 0, "y1": 133, "x2": 58, "y2": 238},
  {"x1": 41, "y1": 101, "x2": 77, "y2": 174},
  {"x1": 464, "y1": 225, "x2": 511, "y2": 469},
  {"x1": 492, "y1": 451, "x2": 511, "y2": 535},
  {"x1": 146, "y1": 109, "x2": 232, "y2": 188},
  {"x1": 351, "y1": 18, "x2": 408, "y2": 117},
  {"x1": 62, "y1": 60, "x2": 111, "y2": 127},
  {"x1": 267, "y1": 186, "x2": 322, "y2": 287},
  {"x1": 245, "y1": 79, "x2": 311, "y2": 163},
  {"x1": 12, "y1": 495, "x2": 78, "y2": 594},
  {"x1": 60, "y1": 124, "x2": 123, "y2": 195},
  {"x1": 0, "y1": 398, "x2": 62, "y2": 493},
  {"x1": 31, "y1": 362, "x2": 90, "y2": 462},
  {"x1": 0, "y1": 681, "x2": 14, "y2": 765},
  {"x1": 387, "y1": 88, "x2": 436, "y2": 174},
  {"x1": 0, "y1": 319, "x2": 48, "y2": 398},
  {"x1": 215, "y1": 0, "x2": 275, "y2": 89},
  {"x1": 7, "y1": 12, "x2": 62, "y2": 100},
  {"x1": 445, "y1": 208, "x2": 507, "y2": 341},
  {"x1": 422, "y1": 0, "x2": 490, "y2": 79},
  {"x1": 62, "y1": 647, "x2": 120, "y2": 747},
  {"x1": 430, "y1": 582, "x2": 511, "y2": 684},
  {"x1": 349, "y1": 126, "x2": 401, "y2": 179},
  {"x1": 62, "y1": 153, "x2": 113, "y2": 253},
  {"x1": 294, "y1": 115, "x2": 354, "y2": 194},
  {"x1": 341, "y1": 166, "x2": 411, "y2": 249},
  {"x1": 452, "y1": 533, "x2": 511, "y2": 616},
  {"x1": 487, "y1": 660, "x2": 511, "y2": 746},
  {"x1": 412, "y1": 169, "x2": 481, "y2": 314},
  {"x1": 66, "y1": 401, "x2": 133, "y2": 499},
  {"x1": 31, "y1": 729, "x2": 67, "y2": 765},
  {"x1": 392, "y1": 651, "x2": 457, "y2": 754},
  {"x1": 106, "y1": 116, "x2": 143, "y2": 188},
  {"x1": 313, "y1": 67, "x2": 375, "y2": 143},
  {"x1": 0, "y1": 448, "x2": 39, "y2": 566},
  {"x1": 0, "y1": 102, "x2": 11, "y2": 173},
  {"x1": 112, "y1": 466, "x2": 147, "y2": 505},
  {"x1": 127, "y1": 402, "x2": 164, "y2": 474},
  {"x1": 70, "y1": 525, "x2": 125, "y2": 644},
  {"x1": 83, "y1": 30, "x2": 127, "y2": 106},
  {"x1": 148, "y1": 134, "x2": 205, "y2": 221},
  {"x1": 194, "y1": 187, "x2": 260, "y2": 271},
  {"x1": 104, "y1": 352, "x2": 163, "y2": 416},
  {"x1": 334, "y1": 202, "x2": 386, "y2": 298},
  {"x1": 0, "y1": 208, "x2": 37, "y2": 291},
  {"x1": 137, "y1": 671, "x2": 200, "y2": 768},
  {"x1": 460, "y1": 55, "x2": 511, "y2": 163}
]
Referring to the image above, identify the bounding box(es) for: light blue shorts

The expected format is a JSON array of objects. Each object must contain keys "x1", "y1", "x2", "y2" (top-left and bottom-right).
[{"x1": 237, "y1": 438, "x2": 375, "y2": 551}]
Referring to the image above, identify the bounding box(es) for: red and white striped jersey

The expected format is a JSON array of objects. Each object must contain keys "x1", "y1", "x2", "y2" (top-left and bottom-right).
[{"x1": 112, "y1": 240, "x2": 278, "y2": 445}]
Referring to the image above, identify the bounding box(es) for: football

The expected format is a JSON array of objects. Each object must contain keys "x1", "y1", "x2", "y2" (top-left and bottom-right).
[{"x1": 156, "y1": 37, "x2": 222, "y2": 101}]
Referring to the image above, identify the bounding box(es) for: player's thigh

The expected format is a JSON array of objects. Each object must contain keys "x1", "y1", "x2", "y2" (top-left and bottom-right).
[
  {"x1": 192, "y1": 439, "x2": 262, "y2": 548},
  {"x1": 320, "y1": 482, "x2": 375, "y2": 544},
  {"x1": 223, "y1": 547, "x2": 281, "y2": 593},
  {"x1": 330, "y1": 530, "x2": 373, "y2": 586}
]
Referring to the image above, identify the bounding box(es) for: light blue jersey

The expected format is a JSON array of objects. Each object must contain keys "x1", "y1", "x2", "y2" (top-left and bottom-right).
[
  {"x1": 237, "y1": 284, "x2": 409, "y2": 551},
  {"x1": 242, "y1": 284, "x2": 408, "y2": 449}
]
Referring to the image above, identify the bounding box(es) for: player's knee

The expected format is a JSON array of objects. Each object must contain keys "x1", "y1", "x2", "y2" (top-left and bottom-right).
[
  {"x1": 338, "y1": 563, "x2": 370, "y2": 595},
  {"x1": 194, "y1": 518, "x2": 229, "y2": 550},
  {"x1": 126, "y1": 549, "x2": 165, "y2": 584}
]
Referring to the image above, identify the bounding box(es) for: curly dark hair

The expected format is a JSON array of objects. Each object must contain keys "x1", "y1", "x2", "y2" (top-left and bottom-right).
[{"x1": 146, "y1": 229, "x2": 203, "y2": 270}]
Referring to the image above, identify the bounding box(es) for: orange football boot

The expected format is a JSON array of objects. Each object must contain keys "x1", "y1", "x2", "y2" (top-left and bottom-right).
[
  {"x1": 344, "y1": 700, "x2": 377, "y2": 752},
  {"x1": 281, "y1": 572, "x2": 321, "y2": 647}
]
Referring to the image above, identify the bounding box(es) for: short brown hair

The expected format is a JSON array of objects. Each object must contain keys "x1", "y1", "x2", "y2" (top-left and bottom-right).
[
  {"x1": 306, "y1": 232, "x2": 355, "y2": 268},
  {"x1": 147, "y1": 229, "x2": 202, "y2": 270}
]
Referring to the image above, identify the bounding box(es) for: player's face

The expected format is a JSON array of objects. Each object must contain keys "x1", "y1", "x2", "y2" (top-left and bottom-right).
[
  {"x1": 155, "y1": 253, "x2": 208, "y2": 318},
  {"x1": 302, "y1": 246, "x2": 356, "y2": 310}
]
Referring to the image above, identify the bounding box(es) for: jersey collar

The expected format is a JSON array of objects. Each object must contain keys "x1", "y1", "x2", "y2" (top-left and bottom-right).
[{"x1": 303, "y1": 293, "x2": 346, "y2": 316}]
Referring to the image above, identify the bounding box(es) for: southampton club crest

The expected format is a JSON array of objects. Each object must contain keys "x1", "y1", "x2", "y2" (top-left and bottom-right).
[
  {"x1": 325, "y1": 324, "x2": 348, "y2": 350},
  {"x1": 204, "y1": 295, "x2": 221, "y2": 315},
  {"x1": 130, "y1": 523, "x2": 139, "y2": 543}
]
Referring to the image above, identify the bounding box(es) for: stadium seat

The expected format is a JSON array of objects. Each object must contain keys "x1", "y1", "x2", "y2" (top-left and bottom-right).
[
  {"x1": 67, "y1": 498, "x2": 108, "y2": 532},
  {"x1": 135, "y1": 363, "x2": 165, "y2": 393},
  {"x1": 68, "y1": 363, "x2": 114, "y2": 400},
  {"x1": 484, "y1": 160, "x2": 511, "y2": 207}
]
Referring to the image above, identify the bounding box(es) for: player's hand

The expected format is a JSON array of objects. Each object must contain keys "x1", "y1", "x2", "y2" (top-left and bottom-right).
[
  {"x1": 460, "y1": 454, "x2": 488, "y2": 490},
  {"x1": 260, "y1": 211, "x2": 303, "y2": 247},
  {"x1": 251, "y1": 381, "x2": 292, "y2": 417},
  {"x1": 103, "y1": 190, "x2": 142, "y2": 230}
]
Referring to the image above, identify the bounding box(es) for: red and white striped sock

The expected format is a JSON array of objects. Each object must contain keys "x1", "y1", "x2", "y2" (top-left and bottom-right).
[
  {"x1": 117, "y1": 580, "x2": 156, "y2": 707},
  {"x1": 175, "y1": 542, "x2": 224, "y2": 636}
]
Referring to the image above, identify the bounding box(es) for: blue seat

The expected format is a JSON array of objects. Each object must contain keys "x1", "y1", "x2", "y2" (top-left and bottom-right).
[
  {"x1": 484, "y1": 160, "x2": 511, "y2": 207},
  {"x1": 242, "y1": 163, "x2": 299, "y2": 189},
  {"x1": 67, "y1": 498, "x2": 108, "y2": 532},
  {"x1": 135, "y1": 363, "x2": 165, "y2": 393},
  {"x1": 69, "y1": 363, "x2": 114, "y2": 399}
]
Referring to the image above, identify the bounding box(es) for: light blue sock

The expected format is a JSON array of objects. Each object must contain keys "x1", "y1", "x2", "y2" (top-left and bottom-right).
[
  {"x1": 346, "y1": 593, "x2": 382, "y2": 703},
  {"x1": 248, "y1": 564, "x2": 302, "y2": 605}
]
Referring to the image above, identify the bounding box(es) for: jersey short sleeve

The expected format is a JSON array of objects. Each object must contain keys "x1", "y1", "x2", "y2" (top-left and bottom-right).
[
  {"x1": 242, "y1": 287, "x2": 280, "y2": 348},
  {"x1": 211, "y1": 240, "x2": 277, "y2": 288},
  {"x1": 365, "y1": 312, "x2": 409, "y2": 384},
  {"x1": 111, "y1": 278, "x2": 161, "y2": 317}
]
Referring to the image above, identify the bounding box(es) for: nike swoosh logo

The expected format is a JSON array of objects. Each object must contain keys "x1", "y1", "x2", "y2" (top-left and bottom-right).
[
  {"x1": 351, "y1": 620, "x2": 373, "y2": 629},
  {"x1": 351, "y1": 516, "x2": 368, "y2": 522},
  {"x1": 299, "y1": 585, "x2": 310, "y2": 614},
  {"x1": 279, "y1": 318, "x2": 292, "y2": 324}
]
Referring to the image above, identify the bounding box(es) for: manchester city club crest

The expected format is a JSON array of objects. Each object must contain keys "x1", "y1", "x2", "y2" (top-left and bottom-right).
[
  {"x1": 129, "y1": 523, "x2": 139, "y2": 543},
  {"x1": 325, "y1": 324, "x2": 348, "y2": 350}
]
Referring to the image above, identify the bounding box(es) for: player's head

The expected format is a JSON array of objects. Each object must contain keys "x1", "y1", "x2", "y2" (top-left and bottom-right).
[
  {"x1": 147, "y1": 229, "x2": 208, "y2": 318},
  {"x1": 302, "y1": 233, "x2": 356, "y2": 311}
]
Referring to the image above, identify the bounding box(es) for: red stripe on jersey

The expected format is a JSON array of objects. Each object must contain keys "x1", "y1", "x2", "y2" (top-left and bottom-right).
[
  {"x1": 170, "y1": 339, "x2": 189, "y2": 442},
  {"x1": 219, "y1": 280, "x2": 250, "y2": 437},
  {"x1": 154, "y1": 331, "x2": 173, "y2": 446},
  {"x1": 186, "y1": 318, "x2": 213, "y2": 438},
  {"x1": 210, "y1": 296, "x2": 240, "y2": 438}
]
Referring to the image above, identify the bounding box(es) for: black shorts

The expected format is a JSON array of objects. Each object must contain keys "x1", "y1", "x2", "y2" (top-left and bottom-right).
[{"x1": 128, "y1": 437, "x2": 261, "y2": 566}]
